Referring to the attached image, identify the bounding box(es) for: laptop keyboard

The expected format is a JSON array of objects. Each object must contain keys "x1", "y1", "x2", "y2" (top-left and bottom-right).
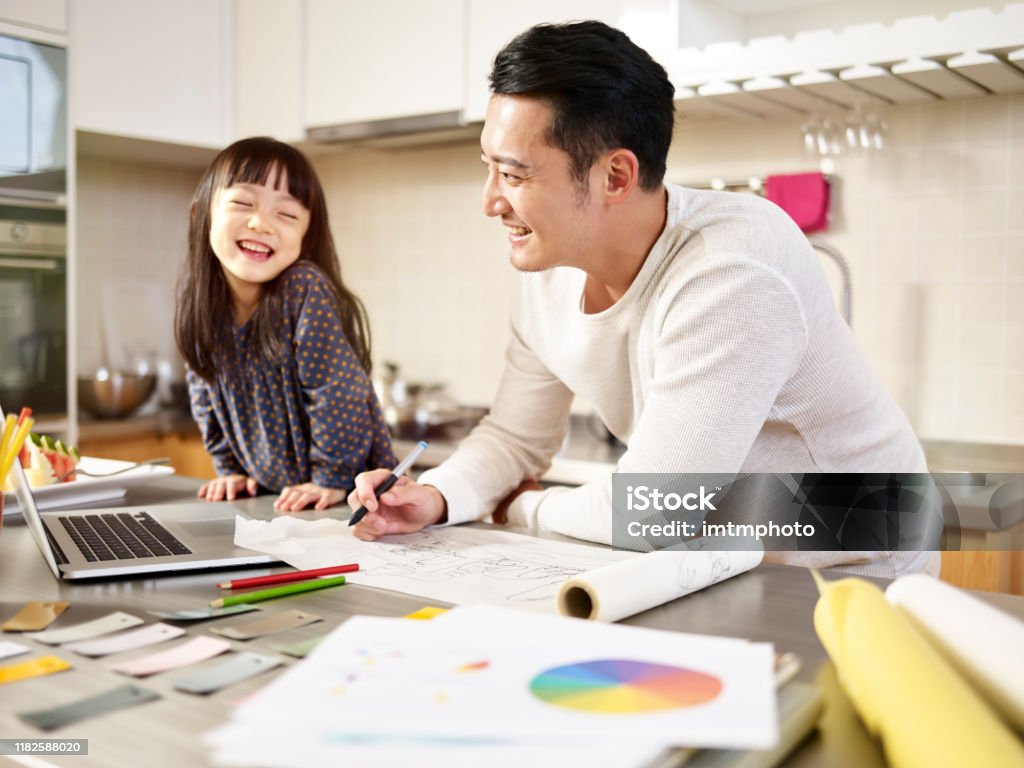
[{"x1": 59, "y1": 512, "x2": 192, "y2": 562}]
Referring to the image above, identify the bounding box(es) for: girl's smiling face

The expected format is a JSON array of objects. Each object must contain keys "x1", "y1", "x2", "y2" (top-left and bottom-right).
[{"x1": 208, "y1": 167, "x2": 311, "y2": 311}]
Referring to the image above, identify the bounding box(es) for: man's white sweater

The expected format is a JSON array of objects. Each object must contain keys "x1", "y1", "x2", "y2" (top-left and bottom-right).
[{"x1": 419, "y1": 184, "x2": 933, "y2": 577}]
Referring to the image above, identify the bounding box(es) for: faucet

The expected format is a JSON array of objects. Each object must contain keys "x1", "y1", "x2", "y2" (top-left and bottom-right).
[{"x1": 809, "y1": 239, "x2": 852, "y2": 326}]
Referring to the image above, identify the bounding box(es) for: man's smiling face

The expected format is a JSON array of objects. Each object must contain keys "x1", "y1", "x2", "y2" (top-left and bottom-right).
[{"x1": 479, "y1": 95, "x2": 599, "y2": 273}]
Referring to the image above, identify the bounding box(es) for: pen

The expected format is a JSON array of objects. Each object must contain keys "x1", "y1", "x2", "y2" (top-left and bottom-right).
[
  {"x1": 218, "y1": 563, "x2": 359, "y2": 590},
  {"x1": 348, "y1": 440, "x2": 429, "y2": 527},
  {"x1": 209, "y1": 574, "x2": 348, "y2": 608}
]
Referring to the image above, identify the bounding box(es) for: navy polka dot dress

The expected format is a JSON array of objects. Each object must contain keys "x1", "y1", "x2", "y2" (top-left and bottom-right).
[{"x1": 187, "y1": 261, "x2": 396, "y2": 492}]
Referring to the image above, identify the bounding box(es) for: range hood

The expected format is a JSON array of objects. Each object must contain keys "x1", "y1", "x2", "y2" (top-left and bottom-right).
[{"x1": 306, "y1": 110, "x2": 480, "y2": 148}]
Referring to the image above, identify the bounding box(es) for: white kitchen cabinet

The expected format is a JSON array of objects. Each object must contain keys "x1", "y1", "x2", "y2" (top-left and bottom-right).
[
  {"x1": 305, "y1": 0, "x2": 465, "y2": 128},
  {"x1": 0, "y1": 0, "x2": 66, "y2": 41},
  {"x1": 234, "y1": 0, "x2": 303, "y2": 143},
  {"x1": 70, "y1": 0, "x2": 232, "y2": 148},
  {"x1": 670, "y1": 1, "x2": 1024, "y2": 101},
  {"x1": 464, "y1": 0, "x2": 676, "y2": 123}
]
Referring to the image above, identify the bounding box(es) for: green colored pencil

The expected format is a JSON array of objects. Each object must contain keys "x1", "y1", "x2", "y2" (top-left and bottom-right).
[{"x1": 209, "y1": 575, "x2": 347, "y2": 608}]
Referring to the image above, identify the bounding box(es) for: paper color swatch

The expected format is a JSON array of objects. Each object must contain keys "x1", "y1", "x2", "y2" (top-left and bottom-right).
[
  {"x1": 111, "y1": 636, "x2": 232, "y2": 677},
  {"x1": 65, "y1": 623, "x2": 185, "y2": 657},
  {"x1": 0, "y1": 655, "x2": 72, "y2": 685},
  {"x1": 27, "y1": 612, "x2": 143, "y2": 645},
  {"x1": 1, "y1": 601, "x2": 70, "y2": 631}
]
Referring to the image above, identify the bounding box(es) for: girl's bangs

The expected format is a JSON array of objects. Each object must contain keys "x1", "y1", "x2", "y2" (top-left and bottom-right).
[{"x1": 217, "y1": 143, "x2": 314, "y2": 208}]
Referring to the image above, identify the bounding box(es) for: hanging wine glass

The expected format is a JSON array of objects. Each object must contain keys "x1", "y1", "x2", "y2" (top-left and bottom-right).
[
  {"x1": 866, "y1": 112, "x2": 887, "y2": 150},
  {"x1": 801, "y1": 117, "x2": 821, "y2": 155}
]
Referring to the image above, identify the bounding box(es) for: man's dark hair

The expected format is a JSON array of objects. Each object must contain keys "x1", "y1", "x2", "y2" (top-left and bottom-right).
[{"x1": 489, "y1": 20, "x2": 675, "y2": 192}]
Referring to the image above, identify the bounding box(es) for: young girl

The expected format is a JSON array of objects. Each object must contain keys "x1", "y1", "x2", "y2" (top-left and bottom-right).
[{"x1": 175, "y1": 136, "x2": 396, "y2": 512}]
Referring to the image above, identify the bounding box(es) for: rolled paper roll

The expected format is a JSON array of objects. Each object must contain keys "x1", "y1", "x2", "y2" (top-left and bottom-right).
[
  {"x1": 557, "y1": 546, "x2": 763, "y2": 622},
  {"x1": 885, "y1": 573, "x2": 1024, "y2": 733},
  {"x1": 812, "y1": 574, "x2": 1024, "y2": 768}
]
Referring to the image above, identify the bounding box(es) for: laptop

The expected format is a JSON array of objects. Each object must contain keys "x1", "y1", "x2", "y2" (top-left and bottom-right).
[{"x1": 10, "y1": 449, "x2": 279, "y2": 580}]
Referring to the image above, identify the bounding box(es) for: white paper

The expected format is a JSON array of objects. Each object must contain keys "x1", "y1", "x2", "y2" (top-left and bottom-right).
[
  {"x1": 558, "y1": 546, "x2": 764, "y2": 622},
  {"x1": 886, "y1": 573, "x2": 1024, "y2": 732},
  {"x1": 432, "y1": 604, "x2": 753, "y2": 649},
  {"x1": 234, "y1": 517, "x2": 635, "y2": 612},
  {"x1": 205, "y1": 723, "x2": 661, "y2": 768},
  {"x1": 205, "y1": 607, "x2": 777, "y2": 767},
  {"x1": 205, "y1": 724, "x2": 663, "y2": 768}
]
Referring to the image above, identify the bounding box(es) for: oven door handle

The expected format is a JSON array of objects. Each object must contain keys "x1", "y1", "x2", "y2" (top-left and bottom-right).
[{"x1": 0, "y1": 256, "x2": 60, "y2": 270}]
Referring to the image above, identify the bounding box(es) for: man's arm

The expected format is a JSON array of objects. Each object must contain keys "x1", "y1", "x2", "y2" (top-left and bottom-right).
[
  {"x1": 414, "y1": 317, "x2": 575, "y2": 525},
  {"x1": 348, "y1": 316, "x2": 573, "y2": 536}
]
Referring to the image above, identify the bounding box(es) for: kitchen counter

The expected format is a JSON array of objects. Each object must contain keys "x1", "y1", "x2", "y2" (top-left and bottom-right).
[
  {"x1": 396, "y1": 413, "x2": 1024, "y2": 484},
  {"x1": 76, "y1": 407, "x2": 214, "y2": 480},
  {"x1": 77, "y1": 401, "x2": 1024, "y2": 476},
  {"x1": 2, "y1": 474, "x2": 1023, "y2": 766},
  {"x1": 76, "y1": 406, "x2": 199, "y2": 442},
  {"x1": 393, "y1": 412, "x2": 623, "y2": 486}
]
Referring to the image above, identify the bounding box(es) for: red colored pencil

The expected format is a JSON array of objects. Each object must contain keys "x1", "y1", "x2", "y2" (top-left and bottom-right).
[{"x1": 217, "y1": 563, "x2": 359, "y2": 590}]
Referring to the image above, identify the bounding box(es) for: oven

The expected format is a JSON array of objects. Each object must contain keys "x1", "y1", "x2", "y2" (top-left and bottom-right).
[{"x1": 0, "y1": 200, "x2": 67, "y2": 416}]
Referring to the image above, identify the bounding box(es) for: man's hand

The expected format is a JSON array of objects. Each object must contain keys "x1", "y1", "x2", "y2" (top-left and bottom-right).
[
  {"x1": 274, "y1": 483, "x2": 346, "y2": 513},
  {"x1": 197, "y1": 474, "x2": 258, "y2": 502},
  {"x1": 492, "y1": 478, "x2": 544, "y2": 524},
  {"x1": 346, "y1": 469, "x2": 447, "y2": 541}
]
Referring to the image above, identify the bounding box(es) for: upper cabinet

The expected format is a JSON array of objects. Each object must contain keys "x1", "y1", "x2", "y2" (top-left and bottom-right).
[
  {"x1": 0, "y1": 0, "x2": 67, "y2": 42},
  {"x1": 305, "y1": 0, "x2": 465, "y2": 129},
  {"x1": 669, "y1": 0, "x2": 1024, "y2": 117},
  {"x1": 235, "y1": 0, "x2": 304, "y2": 143},
  {"x1": 70, "y1": 0, "x2": 232, "y2": 148},
  {"x1": 464, "y1": 0, "x2": 675, "y2": 123},
  {"x1": 61, "y1": 0, "x2": 1024, "y2": 152}
]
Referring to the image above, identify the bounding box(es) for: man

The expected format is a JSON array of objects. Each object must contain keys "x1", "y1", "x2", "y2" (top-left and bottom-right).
[{"x1": 348, "y1": 21, "x2": 931, "y2": 576}]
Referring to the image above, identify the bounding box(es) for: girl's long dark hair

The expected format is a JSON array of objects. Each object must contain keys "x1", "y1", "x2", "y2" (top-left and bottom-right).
[{"x1": 175, "y1": 137, "x2": 372, "y2": 381}]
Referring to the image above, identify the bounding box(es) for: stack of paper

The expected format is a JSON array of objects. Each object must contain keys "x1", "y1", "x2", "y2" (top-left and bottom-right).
[{"x1": 205, "y1": 606, "x2": 778, "y2": 767}]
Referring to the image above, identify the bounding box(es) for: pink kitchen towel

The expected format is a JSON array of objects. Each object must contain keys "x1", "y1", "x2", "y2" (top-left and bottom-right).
[{"x1": 764, "y1": 172, "x2": 830, "y2": 233}]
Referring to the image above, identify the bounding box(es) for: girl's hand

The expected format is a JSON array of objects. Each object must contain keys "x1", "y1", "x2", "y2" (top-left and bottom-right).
[
  {"x1": 198, "y1": 474, "x2": 258, "y2": 502},
  {"x1": 274, "y1": 483, "x2": 345, "y2": 513}
]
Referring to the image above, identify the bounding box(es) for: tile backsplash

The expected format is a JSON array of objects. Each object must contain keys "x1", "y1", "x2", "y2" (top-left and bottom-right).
[
  {"x1": 76, "y1": 93, "x2": 1024, "y2": 445},
  {"x1": 76, "y1": 156, "x2": 197, "y2": 380}
]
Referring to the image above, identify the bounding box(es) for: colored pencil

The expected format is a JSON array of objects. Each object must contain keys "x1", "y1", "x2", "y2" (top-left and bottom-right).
[
  {"x1": 217, "y1": 563, "x2": 359, "y2": 590},
  {"x1": 209, "y1": 575, "x2": 348, "y2": 608}
]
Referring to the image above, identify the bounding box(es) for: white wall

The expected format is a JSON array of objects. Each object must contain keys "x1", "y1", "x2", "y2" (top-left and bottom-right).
[
  {"x1": 77, "y1": 93, "x2": 1024, "y2": 445},
  {"x1": 316, "y1": 94, "x2": 1024, "y2": 443},
  {"x1": 665, "y1": 94, "x2": 1024, "y2": 443}
]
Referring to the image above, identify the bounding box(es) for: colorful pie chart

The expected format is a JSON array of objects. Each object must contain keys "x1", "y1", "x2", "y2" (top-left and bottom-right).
[{"x1": 529, "y1": 659, "x2": 722, "y2": 714}]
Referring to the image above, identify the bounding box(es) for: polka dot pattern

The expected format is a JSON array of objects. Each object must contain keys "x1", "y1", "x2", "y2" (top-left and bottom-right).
[{"x1": 187, "y1": 260, "x2": 396, "y2": 492}]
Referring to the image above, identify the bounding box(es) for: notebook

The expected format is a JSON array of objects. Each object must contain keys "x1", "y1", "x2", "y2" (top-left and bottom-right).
[{"x1": 10, "y1": 449, "x2": 278, "y2": 580}]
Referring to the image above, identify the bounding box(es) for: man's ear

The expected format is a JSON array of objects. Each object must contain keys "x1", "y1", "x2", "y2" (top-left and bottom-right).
[{"x1": 601, "y1": 149, "x2": 640, "y2": 203}]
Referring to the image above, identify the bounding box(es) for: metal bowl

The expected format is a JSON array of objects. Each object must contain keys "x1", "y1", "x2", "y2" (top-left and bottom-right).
[{"x1": 78, "y1": 370, "x2": 157, "y2": 419}]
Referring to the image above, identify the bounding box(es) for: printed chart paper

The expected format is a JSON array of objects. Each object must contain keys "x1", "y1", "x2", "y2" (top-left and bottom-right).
[
  {"x1": 234, "y1": 517, "x2": 635, "y2": 612},
  {"x1": 205, "y1": 607, "x2": 777, "y2": 767}
]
